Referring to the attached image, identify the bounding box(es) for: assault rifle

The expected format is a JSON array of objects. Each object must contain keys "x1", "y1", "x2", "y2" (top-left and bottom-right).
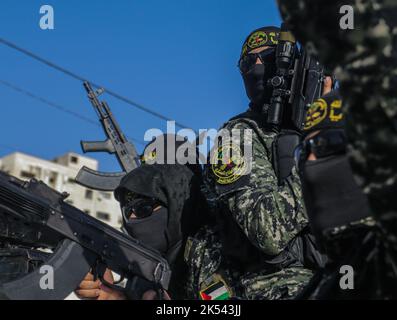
[
  {"x1": 0, "y1": 171, "x2": 171, "y2": 300},
  {"x1": 268, "y1": 23, "x2": 336, "y2": 185},
  {"x1": 75, "y1": 81, "x2": 140, "y2": 191},
  {"x1": 267, "y1": 22, "x2": 329, "y2": 130}
]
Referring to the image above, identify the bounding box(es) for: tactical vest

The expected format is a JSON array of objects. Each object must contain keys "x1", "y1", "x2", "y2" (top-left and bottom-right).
[{"x1": 209, "y1": 110, "x2": 326, "y2": 275}]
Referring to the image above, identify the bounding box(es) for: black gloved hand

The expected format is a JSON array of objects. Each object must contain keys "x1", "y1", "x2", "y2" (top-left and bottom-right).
[{"x1": 298, "y1": 90, "x2": 372, "y2": 248}]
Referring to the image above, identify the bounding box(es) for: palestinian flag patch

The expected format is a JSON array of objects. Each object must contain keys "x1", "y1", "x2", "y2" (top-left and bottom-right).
[{"x1": 199, "y1": 281, "x2": 230, "y2": 300}]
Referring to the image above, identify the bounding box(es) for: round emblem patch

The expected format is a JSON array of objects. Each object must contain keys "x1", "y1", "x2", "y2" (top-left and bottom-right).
[
  {"x1": 141, "y1": 150, "x2": 157, "y2": 164},
  {"x1": 247, "y1": 31, "x2": 268, "y2": 49},
  {"x1": 210, "y1": 143, "x2": 247, "y2": 185},
  {"x1": 304, "y1": 98, "x2": 328, "y2": 130}
]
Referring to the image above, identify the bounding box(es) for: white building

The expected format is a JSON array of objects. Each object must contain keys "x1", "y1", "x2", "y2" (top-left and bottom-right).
[{"x1": 0, "y1": 152, "x2": 122, "y2": 228}]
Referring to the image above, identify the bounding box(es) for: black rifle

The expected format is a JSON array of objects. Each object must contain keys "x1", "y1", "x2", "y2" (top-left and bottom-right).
[
  {"x1": 75, "y1": 81, "x2": 140, "y2": 191},
  {"x1": 268, "y1": 23, "x2": 336, "y2": 185},
  {"x1": 267, "y1": 23, "x2": 327, "y2": 130},
  {"x1": 0, "y1": 172, "x2": 171, "y2": 300}
]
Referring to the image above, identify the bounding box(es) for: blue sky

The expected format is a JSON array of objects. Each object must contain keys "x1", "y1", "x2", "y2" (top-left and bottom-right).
[{"x1": 0, "y1": 0, "x2": 281, "y2": 172}]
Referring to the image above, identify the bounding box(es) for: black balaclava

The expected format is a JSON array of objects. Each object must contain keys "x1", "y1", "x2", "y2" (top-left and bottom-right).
[
  {"x1": 122, "y1": 205, "x2": 169, "y2": 256},
  {"x1": 298, "y1": 90, "x2": 371, "y2": 243},
  {"x1": 114, "y1": 164, "x2": 204, "y2": 266},
  {"x1": 239, "y1": 26, "x2": 280, "y2": 111}
]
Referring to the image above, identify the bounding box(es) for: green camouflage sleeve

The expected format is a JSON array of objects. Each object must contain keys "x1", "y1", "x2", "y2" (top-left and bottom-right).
[{"x1": 208, "y1": 121, "x2": 308, "y2": 256}]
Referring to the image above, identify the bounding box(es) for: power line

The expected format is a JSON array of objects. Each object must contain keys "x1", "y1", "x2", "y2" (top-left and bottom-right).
[
  {"x1": 0, "y1": 79, "x2": 145, "y2": 146},
  {"x1": 0, "y1": 37, "x2": 191, "y2": 129},
  {"x1": 0, "y1": 80, "x2": 97, "y2": 125}
]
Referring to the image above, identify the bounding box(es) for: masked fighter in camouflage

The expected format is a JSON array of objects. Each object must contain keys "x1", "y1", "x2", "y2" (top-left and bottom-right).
[
  {"x1": 184, "y1": 27, "x2": 331, "y2": 300},
  {"x1": 75, "y1": 135, "x2": 212, "y2": 300},
  {"x1": 277, "y1": 0, "x2": 397, "y2": 298}
]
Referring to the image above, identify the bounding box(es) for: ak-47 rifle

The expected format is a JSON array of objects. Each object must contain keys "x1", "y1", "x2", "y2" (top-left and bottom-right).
[
  {"x1": 0, "y1": 172, "x2": 171, "y2": 300},
  {"x1": 75, "y1": 81, "x2": 140, "y2": 191}
]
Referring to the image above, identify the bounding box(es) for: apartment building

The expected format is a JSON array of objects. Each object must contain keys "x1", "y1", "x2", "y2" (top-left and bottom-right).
[{"x1": 0, "y1": 152, "x2": 122, "y2": 228}]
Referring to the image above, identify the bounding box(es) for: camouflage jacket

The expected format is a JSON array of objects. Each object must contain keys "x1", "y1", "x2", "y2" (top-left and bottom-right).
[{"x1": 185, "y1": 110, "x2": 314, "y2": 300}]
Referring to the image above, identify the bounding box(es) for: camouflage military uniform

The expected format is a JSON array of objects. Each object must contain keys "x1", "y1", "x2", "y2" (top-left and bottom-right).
[
  {"x1": 277, "y1": 0, "x2": 397, "y2": 298},
  {"x1": 185, "y1": 111, "x2": 314, "y2": 300}
]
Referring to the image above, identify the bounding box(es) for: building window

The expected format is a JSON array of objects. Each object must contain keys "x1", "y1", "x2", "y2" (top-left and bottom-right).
[
  {"x1": 48, "y1": 172, "x2": 58, "y2": 188},
  {"x1": 20, "y1": 171, "x2": 35, "y2": 179},
  {"x1": 84, "y1": 210, "x2": 90, "y2": 215},
  {"x1": 99, "y1": 191, "x2": 111, "y2": 200},
  {"x1": 85, "y1": 190, "x2": 93, "y2": 200},
  {"x1": 97, "y1": 212, "x2": 110, "y2": 221},
  {"x1": 70, "y1": 156, "x2": 78, "y2": 164}
]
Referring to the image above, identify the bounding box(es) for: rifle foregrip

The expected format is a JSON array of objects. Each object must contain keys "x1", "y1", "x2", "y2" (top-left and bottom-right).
[{"x1": 80, "y1": 140, "x2": 115, "y2": 154}]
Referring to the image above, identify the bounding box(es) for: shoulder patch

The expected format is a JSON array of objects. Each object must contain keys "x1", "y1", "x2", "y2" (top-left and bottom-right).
[
  {"x1": 199, "y1": 273, "x2": 232, "y2": 300},
  {"x1": 210, "y1": 142, "x2": 248, "y2": 185}
]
